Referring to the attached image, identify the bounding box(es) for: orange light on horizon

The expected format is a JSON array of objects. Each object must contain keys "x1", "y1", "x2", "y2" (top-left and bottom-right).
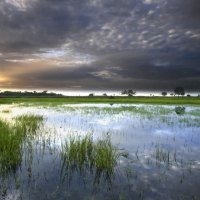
[{"x1": 0, "y1": 76, "x2": 7, "y2": 82}]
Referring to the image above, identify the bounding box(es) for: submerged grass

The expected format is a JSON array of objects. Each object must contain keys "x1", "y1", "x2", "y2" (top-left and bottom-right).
[
  {"x1": 0, "y1": 115, "x2": 43, "y2": 175},
  {"x1": 61, "y1": 134, "x2": 120, "y2": 185},
  {"x1": 62, "y1": 106, "x2": 174, "y2": 120},
  {"x1": 155, "y1": 148, "x2": 170, "y2": 166},
  {"x1": 188, "y1": 109, "x2": 200, "y2": 116}
]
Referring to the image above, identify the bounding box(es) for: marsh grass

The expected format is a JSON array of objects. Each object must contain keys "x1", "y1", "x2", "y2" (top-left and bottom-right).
[
  {"x1": 155, "y1": 148, "x2": 170, "y2": 165},
  {"x1": 1, "y1": 109, "x2": 11, "y2": 113},
  {"x1": 175, "y1": 107, "x2": 186, "y2": 115},
  {"x1": 0, "y1": 115, "x2": 43, "y2": 176},
  {"x1": 15, "y1": 114, "x2": 44, "y2": 134},
  {"x1": 153, "y1": 146, "x2": 185, "y2": 168},
  {"x1": 188, "y1": 109, "x2": 200, "y2": 116},
  {"x1": 178, "y1": 117, "x2": 200, "y2": 127},
  {"x1": 0, "y1": 120, "x2": 22, "y2": 175},
  {"x1": 61, "y1": 134, "x2": 120, "y2": 185}
]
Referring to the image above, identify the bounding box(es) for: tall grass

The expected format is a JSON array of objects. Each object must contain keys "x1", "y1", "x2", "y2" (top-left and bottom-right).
[
  {"x1": 61, "y1": 134, "x2": 120, "y2": 185},
  {"x1": 94, "y1": 136, "x2": 119, "y2": 181},
  {"x1": 0, "y1": 115, "x2": 43, "y2": 175},
  {"x1": 15, "y1": 114, "x2": 44, "y2": 134},
  {"x1": 0, "y1": 120, "x2": 22, "y2": 175}
]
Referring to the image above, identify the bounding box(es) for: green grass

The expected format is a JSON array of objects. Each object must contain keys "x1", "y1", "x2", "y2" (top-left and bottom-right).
[
  {"x1": 66, "y1": 105, "x2": 174, "y2": 116},
  {"x1": 15, "y1": 114, "x2": 44, "y2": 134},
  {"x1": 1, "y1": 110, "x2": 11, "y2": 113},
  {"x1": 0, "y1": 120, "x2": 22, "y2": 175},
  {"x1": 0, "y1": 96, "x2": 200, "y2": 106},
  {"x1": 0, "y1": 115, "x2": 43, "y2": 175},
  {"x1": 61, "y1": 134, "x2": 120, "y2": 184},
  {"x1": 188, "y1": 109, "x2": 200, "y2": 116}
]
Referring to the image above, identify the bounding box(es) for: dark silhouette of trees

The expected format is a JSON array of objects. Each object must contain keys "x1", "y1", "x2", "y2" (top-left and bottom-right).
[
  {"x1": 88, "y1": 93, "x2": 94, "y2": 97},
  {"x1": 128, "y1": 89, "x2": 136, "y2": 96},
  {"x1": 121, "y1": 89, "x2": 136, "y2": 96},
  {"x1": 174, "y1": 87, "x2": 185, "y2": 96},
  {"x1": 0, "y1": 91, "x2": 63, "y2": 97},
  {"x1": 121, "y1": 90, "x2": 128, "y2": 95},
  {"x1": 161, "y1": 91, "x2": 167, "y2": 96}
]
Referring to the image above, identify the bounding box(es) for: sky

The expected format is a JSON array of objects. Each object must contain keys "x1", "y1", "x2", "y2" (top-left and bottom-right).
[{"x1": 0, "y1": 0, "x2": 200, "y2": 92}]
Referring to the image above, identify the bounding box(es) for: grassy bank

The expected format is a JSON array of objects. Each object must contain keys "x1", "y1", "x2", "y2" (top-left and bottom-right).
[{"x1": 0, "y1": 96, "x2": 200, "y2": 106}]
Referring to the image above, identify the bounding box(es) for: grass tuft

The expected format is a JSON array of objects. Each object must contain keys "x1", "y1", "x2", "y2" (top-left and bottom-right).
[
  {"x1": 15, "y1": 114, "x2": 44, "y2": 134},
  {"x1": 61, "y1": 134, "x2": 120, "y2": 184},
  {"x1": 1, "y1": 110, "x2": 11, "y2": 113},
  {"x1": 0, "y1": 115, "x2": 43, "y2": 175}
]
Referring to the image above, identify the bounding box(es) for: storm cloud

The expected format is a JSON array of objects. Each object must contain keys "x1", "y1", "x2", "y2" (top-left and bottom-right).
[{"x1": 0, "y1": 0, "x2": 199, "y2": 91}]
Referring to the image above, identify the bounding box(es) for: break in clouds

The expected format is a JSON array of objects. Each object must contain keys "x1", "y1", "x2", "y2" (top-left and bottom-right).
[{"x1": 0, "y1": 0, "x2": 200, "y2": 91}]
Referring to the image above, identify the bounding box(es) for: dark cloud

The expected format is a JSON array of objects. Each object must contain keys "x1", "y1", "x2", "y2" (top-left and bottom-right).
[
  {"x1": 33, "y1": 66, "x2": 96, "y2": 81},
  {"x1": 0, "y1": 0, "x2": 199, "y2": 91},
  {"x1": 174, "y1": 0, "x2": 200, "y2": 21},
  {"x1": 0, "y1": 0, "x2": 91, "y2": 53}
]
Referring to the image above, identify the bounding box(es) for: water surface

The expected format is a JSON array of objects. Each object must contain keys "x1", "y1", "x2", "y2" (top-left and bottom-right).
[{"x1": 0, "y1": 104, "x2": 200, "y2": 200}]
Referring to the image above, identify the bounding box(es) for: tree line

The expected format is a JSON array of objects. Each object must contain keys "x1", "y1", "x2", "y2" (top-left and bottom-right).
[
  {"x1": 121, "y1": 87, "x2": 198, "y2": 97},
  {"x1": 0, "y1": 91, "x2": 63, "y2": 97}
]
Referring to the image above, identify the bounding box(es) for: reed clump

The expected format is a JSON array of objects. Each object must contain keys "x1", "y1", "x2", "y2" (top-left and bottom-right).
[
  {"x1": 1, "y1": 110, "x2": 11, "y2": 113},
  {"x1": 0, "y1": 120, "x2": 22, "y2": 175},
  {"x1": 0, "y1": 115, "x2": 43, "y2": 175},
  {"x1": 61, "y1": 134, "x2": 120, "y2": 184},
  {"x1": 15, "y1": 114, "x2": 44, "y2": 134}
]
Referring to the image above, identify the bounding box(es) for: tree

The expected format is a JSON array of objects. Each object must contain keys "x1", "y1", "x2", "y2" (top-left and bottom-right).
[
  {"x1": 174, "y1": 87, "x2": 185, "y2": 96},
  {"x1": 161, "y1": 91, "x2": 167, "y2": 96},
  {"x1": 128, "y1": 89, "x2": 136, "y2": 96},
  {"x1": 89, "y1": 93, "x2": 94, "y2": 97},
  {"x1": 121, "y1": 90, "x2": 128, "y2": 95},
  {"x1": 103, "y1": 93, "x2": 107, "y2": 96},
  {"x1": 121, "y1": 89, "x2": 136, "y2": 96}
]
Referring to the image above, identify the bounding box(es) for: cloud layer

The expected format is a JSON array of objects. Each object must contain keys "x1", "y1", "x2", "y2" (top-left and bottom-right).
[{"x1": 0, "y1": 0, "x2": 200, "y2": 91}]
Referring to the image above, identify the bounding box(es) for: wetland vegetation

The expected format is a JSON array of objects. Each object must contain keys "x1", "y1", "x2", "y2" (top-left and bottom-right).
[
  {"x1": 0, "y1": 101, "x2": 200, "y2": 199},
  {"x1": 0, "y1": 96, "x2": 200, "y2": 106}
]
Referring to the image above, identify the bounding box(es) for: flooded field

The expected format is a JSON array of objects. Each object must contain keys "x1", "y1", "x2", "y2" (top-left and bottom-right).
[{"x1": 0, "y1": 103, "x2": 200, "y2": 200}]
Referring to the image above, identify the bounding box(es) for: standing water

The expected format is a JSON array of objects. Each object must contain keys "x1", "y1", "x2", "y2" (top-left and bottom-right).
[{"x1": 0, "y1": 104, "x2": 200, "y2": 200}]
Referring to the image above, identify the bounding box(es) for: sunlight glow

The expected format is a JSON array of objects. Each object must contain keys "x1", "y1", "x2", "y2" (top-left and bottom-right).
[{"x1": 0, "y1": 76, "x2": 7, "y2": 82}]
